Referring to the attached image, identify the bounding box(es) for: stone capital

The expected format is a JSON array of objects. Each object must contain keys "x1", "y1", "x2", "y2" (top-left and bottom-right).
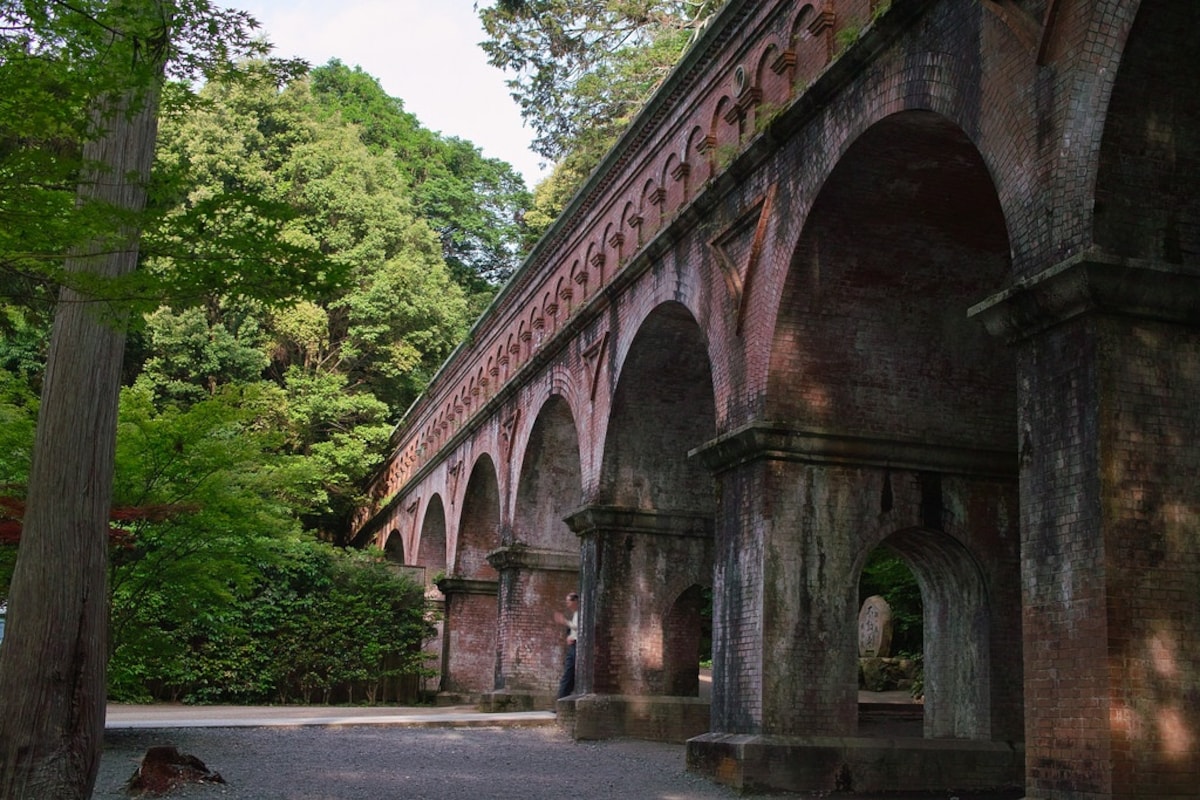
[
  {"x1": 563, "y1": 505, "x2": 713, "y2": 538},
  {"x1": 691, "y1": 422, "x2": 1014, "y2": 478},
  {"x1": 434, "y1": 576, "x2": 498, "y2": 596},
  {"x1": 485, "y1": 545, "x2": 580, "y2": 572},
  {"x1": 968, "y1": 250, "x2": 1200, "y2": 343}
]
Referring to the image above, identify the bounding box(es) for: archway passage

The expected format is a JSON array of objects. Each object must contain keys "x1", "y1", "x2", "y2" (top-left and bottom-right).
[
  {"x1": 492, "y1": 396, "x2": 583, "y2": 702},
  {"x1": 514, "y1": 396, "x2": 582, "y2": 550},
  {"x1": 601, "y1": 301, "x2": 717, "y2": 514},
  {"x1": 441, "y1": 457, "x2": 500, "y2": 696},
  {"x1": 383, "y1": 529, "x2": 404, "y2": 564},
  {"x1": 691, "y1": 110, "x2": 1022, "y2": 792},
  {"x1": 864, "y1": 528, "x2": 993, "y2": 740},
  {"x1": 755, "y1": 110, "x2": 1017, "y2": 737},
  {"x1": 417, "y1": 496, "x2": 447, "y2": 590},
  {"x1": 856, "y1": 548, "x2": 923, "y2": 737},
  {"x1": 570, "y1": 302, "x2": 716, "y2": 742},
  {"x1": 416, "y1": 496, "x2": 448, "y2": 696}
]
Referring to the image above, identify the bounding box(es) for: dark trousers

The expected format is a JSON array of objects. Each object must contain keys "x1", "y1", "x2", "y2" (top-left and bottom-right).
[{"x1": 557, "y1": 641, "x2": 576, "y2": 699}]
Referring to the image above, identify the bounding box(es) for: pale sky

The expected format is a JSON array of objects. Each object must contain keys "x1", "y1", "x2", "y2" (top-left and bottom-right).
[{"x1": 231, "y1": 0, "x2": 549, "y2": 188}]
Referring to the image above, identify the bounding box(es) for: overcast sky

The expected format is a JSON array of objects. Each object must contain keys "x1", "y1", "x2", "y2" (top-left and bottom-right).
[{"x1": 231, "y1": 0, "x2": 549, "y2": 188}]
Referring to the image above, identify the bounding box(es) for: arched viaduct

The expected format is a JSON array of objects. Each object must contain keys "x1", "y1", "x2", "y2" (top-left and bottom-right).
[{"x1": 353, "y1": 1, "x2": 1199, "y2": 797}]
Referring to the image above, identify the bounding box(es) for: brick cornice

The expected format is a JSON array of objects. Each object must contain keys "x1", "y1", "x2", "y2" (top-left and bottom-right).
[
  {"x1": 563, "y1": 505, "x2": 713, "y2": 538},
  {"x1": 969, "y1": 250, "x2": 1200, "y2": 343},
  {"x1": 435, "y1": 577, "x2": 499, "y2": 596},
  {"x1": 485, "y1": 545, "x2": 580, "y2": 572},
  {"x1": 691, "y1": 423, "x2": 1015, "y2": 479}
]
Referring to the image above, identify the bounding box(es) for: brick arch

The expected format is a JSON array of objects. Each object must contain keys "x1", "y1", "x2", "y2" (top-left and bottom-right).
[
  {"x1": 767, "y1": 110, "x2": 1014, "y2": 449},
  {"x1": 417, "y1": 494, "x2": 448, "y2": 586},
  {"x1": 453, "y1": 454, "x2": 500, "y2": 580},
  {"x1": 599, "y1": 301, "x2": 716, "y2": 513},
  {"x1": 663, "y1": 583, "x2": 710, "y2": 697},
  {"x1": 569, "y1": 258, "x2": 588, "y2": 302},
  {"x1": 1094, "y1": 0, "x2": 1198, "y2": 265},
  {"x1": 864, "y1": 526, "x2": 996, "y2": 741},
  {"x1": 686, "y1": 126, "x2": 712, "y2": 185},
  {"x1": 541, "y1": 290, "x2": 558, "y2": 334},
  {"x1": 712, "y1": 95, "x2": 739, "y2": 155},
  {"x1": 383, "y1": 528, "x2": 404, "y2": 564},
  {"x1": 640, "y1": 177, "x2": 661, "y2": 228},
  {"x1": 792, "y1": 1, "x2": 831, "y2": 72},
  {"x1": 755, "y1": 38, "x2": 791, "y2": 109},
  {"x1": 512, "y1": 394, "x2": 583, "y2": 550},
  {"x1": 661, "y1": 151, "x2": 684, "y2": 216}
]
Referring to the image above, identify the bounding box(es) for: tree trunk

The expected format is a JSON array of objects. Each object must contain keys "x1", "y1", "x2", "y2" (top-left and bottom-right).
[{"x1": 0, "y1": 81, "x2": 161, "y2": 799}]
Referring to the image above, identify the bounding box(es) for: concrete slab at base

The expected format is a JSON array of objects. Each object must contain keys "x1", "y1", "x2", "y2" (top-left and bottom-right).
[
  {"x1": 479, "y1": 689, "x2": 556, "y2": 712},
  {"x1": 686, "y1": 733, "x2": 1023, "y2": 795},
  {"x1": 561, "y1": 694, "x2": 710, "y2": 744}
]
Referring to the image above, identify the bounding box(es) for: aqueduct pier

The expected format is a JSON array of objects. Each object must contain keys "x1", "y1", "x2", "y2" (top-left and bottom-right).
[{"x1": 353, "y1": 1, "x2": 1199, "y2": 797}]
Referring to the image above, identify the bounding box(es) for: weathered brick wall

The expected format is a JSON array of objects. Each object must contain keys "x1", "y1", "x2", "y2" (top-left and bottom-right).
[
  {"x1": 440, "y1": 587, "x2": 498, "y2": 695},
  {"x1": 1098, "y1": 318, "x2": 1200, "y2": 797},
  {"x1": 571, "y1": 509, "x2": 713, "y2": 697},
  {"x1": 1093, "y1": 0, "x2": 1198, "y2": 266},
  {"x1": 494, "y1": 564, "x2": 576, "y2": 694}
]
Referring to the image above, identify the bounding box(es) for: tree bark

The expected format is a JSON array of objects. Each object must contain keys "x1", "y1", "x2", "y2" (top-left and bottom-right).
[{"x1": 0, "y1": 80, "x2": 161, "y2": 800}]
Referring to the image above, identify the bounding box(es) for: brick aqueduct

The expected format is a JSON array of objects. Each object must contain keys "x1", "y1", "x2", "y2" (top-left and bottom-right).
[{"x1": 352, "y1": 1, "x2": 1198, "y2": 797}]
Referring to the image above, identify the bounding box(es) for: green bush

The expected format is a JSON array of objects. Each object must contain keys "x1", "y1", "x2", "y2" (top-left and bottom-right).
[{"x1": 108, "y1": 538, "x2": 434, "y2": 705}]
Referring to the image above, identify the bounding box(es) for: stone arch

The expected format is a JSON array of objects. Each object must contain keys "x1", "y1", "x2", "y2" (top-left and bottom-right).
[
  {"x1": 712, "y1": 95, "x2": 740, "y2": 155},
  {"x1": 492, "y1": 394, "x2": 585, "y2": 701},
  {"x1": 767, "y1": 109, "x2": 1014, "y2": 449},
  {"x1": 454, "y1": 454, "x2": 500, "y2": 580},
  {"x1": 641, "y1": 178, "x2": 662, "y2": 228},
  {"x1": 601, "y1": 301, "x2": 717, "y2": 512},
  {"x1": 1094, "y1": 0, "x2": 1198, "y2": 265},
  {"x1": 443, "y1": 455, "x2": 501, "y2": 696},
  {"x1": 662, "y1": 152, "x2": 683, "y2": 216},
  {"x1": 383, "y1": 528, "x2": 404, "y2": 564},
  {"x1": 791, "y1": 4, "x2": 824, "y2": 79},
  {"x1": 513, "y1": 395, "x2": 583, "y2": 550},
  {"x1": 860, "y1": 528, "x2": 993, "y2": 740},
  {"x1": 663, "y1": 583, "x2": 711, "y2": 697},
  {"x1": 575, "y1": 301, "x2": 716, "y2": 704},
  {"x1": 756, "y1": 39, "x2": 791, "y2": 109},
  {"x1": 569, "y1": 258, "x2": 588, "y2": 301},
  {"x1": 417, "y1": 494, "x2": 448, "y2": 588}
]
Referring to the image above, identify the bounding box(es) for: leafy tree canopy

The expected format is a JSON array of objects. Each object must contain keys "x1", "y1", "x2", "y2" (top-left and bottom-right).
[
  {"x1": 478, "y1": 0, "x2": 726, "y2": 207},
  {"x1": 310, "y1": 60, "x2": 531, "y2": 302}
]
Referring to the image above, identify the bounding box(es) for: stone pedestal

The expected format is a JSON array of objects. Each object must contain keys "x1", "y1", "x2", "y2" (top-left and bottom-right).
[
  {"x1": 434, "y1": 576, "x2": 498, "y2": 700},
  {"x1": 481, "y1": 545, "x2": 579, "y2": 712},
  {"x1": 563, "y1": 505, "x2": 714, "y2": 742}
]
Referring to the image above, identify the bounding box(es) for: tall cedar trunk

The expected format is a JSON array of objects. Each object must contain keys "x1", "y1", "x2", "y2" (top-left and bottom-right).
[{"x1": 0, "y1": 80, "x2": 161, "y2": 799}]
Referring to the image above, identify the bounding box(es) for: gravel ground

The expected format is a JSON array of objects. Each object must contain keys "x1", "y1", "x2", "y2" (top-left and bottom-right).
[
  {"x1": 98, "y1": 724, "x2": 780, "y2": 800},
  {"x1": 98, "y1": 724, "x2": 1023, "y2": 800}
]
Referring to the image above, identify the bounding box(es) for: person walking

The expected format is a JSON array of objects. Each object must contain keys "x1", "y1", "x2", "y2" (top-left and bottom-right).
[{"x1": 554, "y1": 592, "x2": 579, "y2": 699}]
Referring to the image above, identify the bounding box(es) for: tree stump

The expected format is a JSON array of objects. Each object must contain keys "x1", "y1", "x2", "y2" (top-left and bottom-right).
[{"x1": 126, "y1": 745, "x2": 225, "y2": 795}]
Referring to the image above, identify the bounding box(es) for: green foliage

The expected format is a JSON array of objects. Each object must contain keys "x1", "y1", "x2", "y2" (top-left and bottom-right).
[
  {"x1": 141, "y1": 65, "x2": 476, "y2": 537},
  {"x1": 0, "y1": 2, "x2": 314, "y2": 313},
  {"x1": 110, "y1": 536, "x2": 433, "y2": 705},
  {"x1": 310, "y1": 60, "x2": 531, "y2": 291},
  {"x1": 478, "y1": 0, "x2": 726, "y2": 210},
  {"x1": 137, "y1": 303, "x2": 270, "y2": 406}
]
